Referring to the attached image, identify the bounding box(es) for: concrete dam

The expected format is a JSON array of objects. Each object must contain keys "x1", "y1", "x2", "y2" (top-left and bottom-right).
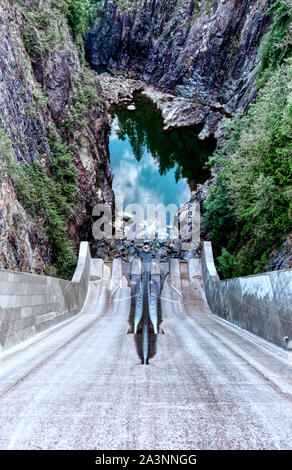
[{"x1": 0, "y1": 242, "x2": 292, "y2": 449}]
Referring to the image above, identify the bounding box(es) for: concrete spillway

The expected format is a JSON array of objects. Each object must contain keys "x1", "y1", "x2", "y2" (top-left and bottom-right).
[
  {"x1": 129, "y1": 257, "x2": 165, "y2": 365},
  {"x1": 0, "y1": 253, "x2": 292, "y2": 449}
]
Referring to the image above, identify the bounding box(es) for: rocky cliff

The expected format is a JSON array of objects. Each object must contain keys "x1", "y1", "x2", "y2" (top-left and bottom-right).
[
  {"x1": 0, "y1": 0, "x2": 113, "y2": 275},
  {"x1": 86, "y1": 0, "x2": 272, "y2": 135},
  {"x1": 0, "y1": 0, "x2": 287, "y2": 276}
]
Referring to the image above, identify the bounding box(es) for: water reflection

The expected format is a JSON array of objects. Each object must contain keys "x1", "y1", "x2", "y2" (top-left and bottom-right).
[{"x1": 109, "y1": 94, "x2": 216, "y2": 210}]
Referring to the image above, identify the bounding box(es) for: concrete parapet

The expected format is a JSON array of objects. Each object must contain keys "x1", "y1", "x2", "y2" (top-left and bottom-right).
[
  {"x1": 202, "y1": 241, "x2": 292, "y2": 349},
  {"x1": 0, "y1": 242, "x2": 91, "y2": 350}
]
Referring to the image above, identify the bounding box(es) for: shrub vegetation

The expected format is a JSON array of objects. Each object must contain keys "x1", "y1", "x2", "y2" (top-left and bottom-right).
[{"x1": 204, "y1": 0, "x2": 292, "y2": 278}]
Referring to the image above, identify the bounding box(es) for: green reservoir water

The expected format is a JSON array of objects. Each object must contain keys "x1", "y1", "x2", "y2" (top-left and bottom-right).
[{"x1": 109, "y1": 95, "x2": 216, "y2": 212}]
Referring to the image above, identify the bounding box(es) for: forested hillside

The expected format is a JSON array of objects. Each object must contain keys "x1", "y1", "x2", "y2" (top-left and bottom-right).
[
  {"x1": 204, "y1": 0, "x2": 292, "y2": 277},
  {"x1": 0, "y1": 0, "x2": 291, "y2": 279}
]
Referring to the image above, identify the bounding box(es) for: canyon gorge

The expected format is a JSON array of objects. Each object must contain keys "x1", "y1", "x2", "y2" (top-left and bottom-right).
[{"x1": 0, "y1": 0, "x2": 291, "y2": 278}]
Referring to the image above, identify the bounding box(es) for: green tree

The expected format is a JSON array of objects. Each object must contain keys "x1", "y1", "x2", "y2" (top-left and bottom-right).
[
  {"x1": 67, "y1": 0, "x2": 91, "y2": 38},
  {"x1": 217, "y1": 248, "x2": 235, "y2": 279},
  {"x1": 204, "y1": 58, "x2": 292, "y2": 276},
  {"x1": 258, "y1": 0, "x2": 292, "y2": 84}
]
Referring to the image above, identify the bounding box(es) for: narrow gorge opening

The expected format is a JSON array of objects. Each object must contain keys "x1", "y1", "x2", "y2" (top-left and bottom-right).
[
  {"x1": 109, "y1": 93, "x2": 217, "y2": 218},
  {"x1": 91, "y1": 91, "x2": 217, "y2": 261}
]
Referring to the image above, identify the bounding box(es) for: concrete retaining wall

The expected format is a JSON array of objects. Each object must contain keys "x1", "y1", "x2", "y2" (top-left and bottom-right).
[
  {"x1": 202, "y1": 242, "x2": 292, "y2": 349},
  {"x1": 0, "y1": 242, "x2": 91, "y2": 350}
]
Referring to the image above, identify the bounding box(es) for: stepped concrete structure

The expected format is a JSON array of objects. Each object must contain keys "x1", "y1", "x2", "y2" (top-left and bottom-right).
[{"x1": 0, "y1": 242, "x2": 291, "y2": 449}]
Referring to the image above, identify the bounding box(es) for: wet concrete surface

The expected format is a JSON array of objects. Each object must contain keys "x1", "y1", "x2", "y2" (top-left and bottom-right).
[{"x1": 0, "y1": 261, "x2": 291, "y2": 449}]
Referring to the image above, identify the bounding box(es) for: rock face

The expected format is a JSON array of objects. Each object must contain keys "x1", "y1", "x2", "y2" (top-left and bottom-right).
[
  {"x1": 267, "y1": 234, "x2": 292, "y2": 272},
  {"x1": 97, "y1": 72, "x2": 145, "y2": 106},
  {"x1": 86, "y1": 0, "x2": 271, "y2": 134},
  {"x1": 0, "y1": 176, "x2": 49, "y2": 273},
  {"x1": 0, "y1": 0, "x2": 113, "y2": 273},
  {"x1": 0, "y1": 1, "x2": 50, "y2": 165}
]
